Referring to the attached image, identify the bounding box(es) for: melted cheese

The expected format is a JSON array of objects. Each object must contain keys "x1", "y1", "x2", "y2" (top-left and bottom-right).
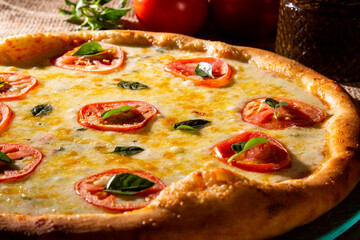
[{"x1": 0, "y1": 46, "x2": 328, "y2": 215}]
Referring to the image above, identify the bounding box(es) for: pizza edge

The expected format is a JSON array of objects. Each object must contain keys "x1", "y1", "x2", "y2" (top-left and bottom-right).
[{"x1": 0, "y1": 30, "x2": 359, "y2": 240}]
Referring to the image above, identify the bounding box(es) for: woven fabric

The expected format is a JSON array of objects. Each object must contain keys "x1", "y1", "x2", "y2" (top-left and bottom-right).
[
  {"x1": 0, "y1": 0, "x2": 138, "y2": 36},
  {"x1": 0, "y1": 0, "x2": 359, "y2": 100}
]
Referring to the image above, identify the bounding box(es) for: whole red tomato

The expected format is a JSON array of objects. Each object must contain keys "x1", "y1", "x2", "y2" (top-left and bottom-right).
[
  {"x1": 133, "y1": 0, "x2": 209, "y2": 35},
  {"x1": 210, "y1": 0, "x2": 280, "y2": 38}
]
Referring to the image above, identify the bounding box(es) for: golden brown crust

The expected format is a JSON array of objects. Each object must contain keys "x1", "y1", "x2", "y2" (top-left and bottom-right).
[{"x1": 0, "y1": 30, "x2": 359, "y2": 239}]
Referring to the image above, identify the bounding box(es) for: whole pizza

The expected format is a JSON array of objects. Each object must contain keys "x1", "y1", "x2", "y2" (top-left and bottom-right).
[{"x1": 0, "y1": 30, "x2": 359, "y2": 239}]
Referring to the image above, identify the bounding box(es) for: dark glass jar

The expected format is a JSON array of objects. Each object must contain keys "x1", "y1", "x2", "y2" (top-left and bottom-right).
[{"x1": 275, "y1": 0, "x2": 360, "y2": 82}]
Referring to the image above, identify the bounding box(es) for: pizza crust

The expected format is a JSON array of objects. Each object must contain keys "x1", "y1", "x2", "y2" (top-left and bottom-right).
[{"x1": 0, "y1": 30, "x2": 359, "y2": 239}]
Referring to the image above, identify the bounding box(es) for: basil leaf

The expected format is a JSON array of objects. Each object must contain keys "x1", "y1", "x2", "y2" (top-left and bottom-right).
[
  {"x1": 64, "y1": 0, "x2": 76, "y2": 6},
  {"x1": 265, "y1": 98, "x2": 289, "y2": 121},
  {"x1": 0, "y1": 151, "x2": 13, "y2": 164},
  {"x1": 102, "y1": 8, "x2": 131, "y2": 21},
  {"x1": 264, "y1": 98, "x2": 279, "y2": 108},
  {"x1": 111, "y1": 146, "x2": 144, "y2": 156},
  {"x1": 228, "y1": 137, "x2": 270, "y2": 163},
  {"x1": 99, "y1": 105, "x2": 133, "y2": 120},
  {"x1": 31, "y1": 104, "x2": 52, "y2": 117},
  {"x1": 174, "y1": 119, "x2": 210, "y2": 130},
  {"x1": 59, "y1": 0, "x2": 131, "y2": 30},
  {"x1": 231, "y1": 142, "x2": 247, "y2": 153},
  {"x1": 117, "y1": 81, "x2": 149, "y2": 90},
  {"x1": 104, "y1": 173, "x2": 155, "y2": 195},
  {"x1": 195, "y1": 62, "x2": 214, "y2": 78},
  {"x1": 72, "y1": 41, "x2": 109, "y2": 57}
]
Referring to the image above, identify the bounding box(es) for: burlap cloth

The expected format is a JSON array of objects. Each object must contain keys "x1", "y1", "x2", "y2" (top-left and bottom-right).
[{"x1": 1, "y1": 0, "x2": 360, "y2": 102}]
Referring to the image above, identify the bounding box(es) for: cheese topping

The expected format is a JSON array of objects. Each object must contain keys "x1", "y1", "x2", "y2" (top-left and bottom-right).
[{"x1": 0, "y1": 45, "x2": 328, "y2": 215}]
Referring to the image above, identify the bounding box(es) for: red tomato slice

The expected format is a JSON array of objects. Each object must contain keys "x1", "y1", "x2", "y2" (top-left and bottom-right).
[
  {"x1": 164, "y1": 57, "x2": 232, "y2": 87},
  {"x1": 51, "y1": 42, "x2": 125, "y2": 73},
  {"x1": 75, "y1": 168, "x2": 166, "y2": 212},
  {"x1": 0, "y1": 73, "x2": 38, "y2": 100},
  {"x1": 78, "y1": 101, "x2": 158, "y2": 132},
  {"x1": 0, "y1": 103, "x2": 12, "y2": 133},
  {"x1": 212, "y1": 131, "x2": 291, "y2": 172},
  {"x1": 241, "y1": 98, "x2": 325, "y2": 129},
  {"x1": 0, "y1": 143, "x2": 43, "y2": 182}
]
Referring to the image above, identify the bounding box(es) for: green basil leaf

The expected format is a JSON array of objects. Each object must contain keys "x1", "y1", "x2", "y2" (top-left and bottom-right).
[
  {"x1": 174, "y1": 119, "x2": 210, "y2": 130},
  {"x1": 231, "y1": 142, "x2": 247, "y2": 153},
  {"x1": 117, "y1": 81, "x2": 149, "y2": 90},
  {"x1": 195, "y1": 62, "x2": 214, "y2": 78},
  {"x1": 64, "y1": 0, "x2": 76, "y2": 6},
  {"x1": 0, "y1": 151, "x2": 13, "y2": 164},
  {"x1": 59, "y1": 0, "x2": 130, "y2": 30},
  {"x1": 102, "y1": 8, "x2": 131, "y2": 21},
  {"x1": 276, "y1": 102, "x2": 289, "y2": 108},
  {"x1": 65, "y1": 15, "x2": 83, "y2": 25},
  {"x1": 265, "y1": 98, "x2": 289, "y2": 120},
  {"x1": 111, "y1": 146, "x2": 144, "y2": 156},
  {"x1": 59, "y1": 9, "x2": 73, "y2": 15},
  {"x1": 31, "y1": 104, "x2": 52, "y2": 117},
  {"x1": 99, "y1": 105, "x2": 133, "y2": 120},
  {"x1": 104, "y1": 173, "x2": 155, "y2": 195},
  {"x1": 228, "y1": 137, "x2": 270, "y2": 163},
  {"x1": 175, "y1": 125, "x2": 196, "y2": 130},
  {"x1": 98, "y1": 0, "x2": 112, "y2": 5},
  {"x1": 72, "y1": 41, "x2": 109, "y2": 57},
  {"x1": 265, "y1": 98, "x2": 279, "y2": 108}
]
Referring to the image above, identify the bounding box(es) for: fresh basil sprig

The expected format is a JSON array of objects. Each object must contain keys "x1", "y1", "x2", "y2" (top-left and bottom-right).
[
  {"x1": 104, "y1": 173, "x2": 155, "y2": 195},
  {"x1": 117, "y1": 81, "x2": 149, "y2": 90},
  {"x1": 195, "y1": 62, "x2": 214, "y2": 78},
  {"x1": 0, "y1": 151, "x2": 13, "y2": 164},
  {"x1": 265, "y1": 98, "x2": 289, "y2": 121},
  {"x1": 59, "y1": 0, "x2": 131, "y2": 30},
  {"x1": 111, "y1": 146, "x2": 144, "y2": 156},
  {"x1": 31, "y1": 104, "x2": 53, "y2": 117},
  {"x1": 227, "y1": 137, "x2": 269, "y2": 163},
  {"x1": 72, "y1": 41, "x2": 109, "y2": 57},
  {"x1": 174, "y1": 119, "x2": 210, "y2": 130},
  {"x1": 100, "y1": 105, "x2": 133, "y2": 120}
]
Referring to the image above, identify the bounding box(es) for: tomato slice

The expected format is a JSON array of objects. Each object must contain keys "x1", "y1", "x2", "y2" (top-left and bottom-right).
[
  {"x1": 75, "y1": 168, "x2": 166, "y2": 212},
  {"x1": 212, "y1": 131, "x2": 291, "y2": 172},
  {"x1": 0, "y1": 73, "x2": 38, "y2": 100},
  {"x1": 164, "y1": 57, "x2": 232, "y2": 87},
  {"x1": 241, "y1": 98, "x2": 325, "y2": 129},
  {"x1": 51, "y1": 42, "x2": 125, "y2": 73},
  {"x1": 0, "y1": 103, "x2": 12, "y2": 133},
  {"x1": 0, "y1": 143, "x2": 43, "y2": 182},
  {"x1": 78, "y1": 101, "x2": 158, "y2": 132}
]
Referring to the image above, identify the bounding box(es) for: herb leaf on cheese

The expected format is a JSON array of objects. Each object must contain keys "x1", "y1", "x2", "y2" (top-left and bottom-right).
[
  {"x1": 174, "y1": 119, "x2": 210, "y2": 130},
  {"x1": 72, "y1": 41, "x2": 109, "y2": 57},
  {"x1": 31, "y1": 104, "x2": 53, "y2": 117},
  {"x1": 227, "y1": 137, "x2": 270, "y2": 163},
  {"x1": 100, "y1": 105, "x2": 133, "y2": 120},
  {"x1": 117, "y1": 81, "x2": 149, "y2": 90},
  {"x1": 104, "y1": 173, "x2": 155, "y2": 195},
  {"x1": 265, "y1": 98, "x2": 289, "y2": 121},
  {"x1": 59, "y1": 0, "x2": 131, "y2": 30},
  {"x1": 111, "y1": 146, "x2": 144, "y2": 156},
  {"x1": 195, "y1": 62, "x2": 215, "y2": 78},
  {"x1": 0, "y1": 151, "x2": 13, "y2": 164}
]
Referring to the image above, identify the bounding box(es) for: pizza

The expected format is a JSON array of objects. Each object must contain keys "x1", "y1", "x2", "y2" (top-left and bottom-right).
[{"x1": 0, "y1": 30, "x2": 359, "y2": 239}]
